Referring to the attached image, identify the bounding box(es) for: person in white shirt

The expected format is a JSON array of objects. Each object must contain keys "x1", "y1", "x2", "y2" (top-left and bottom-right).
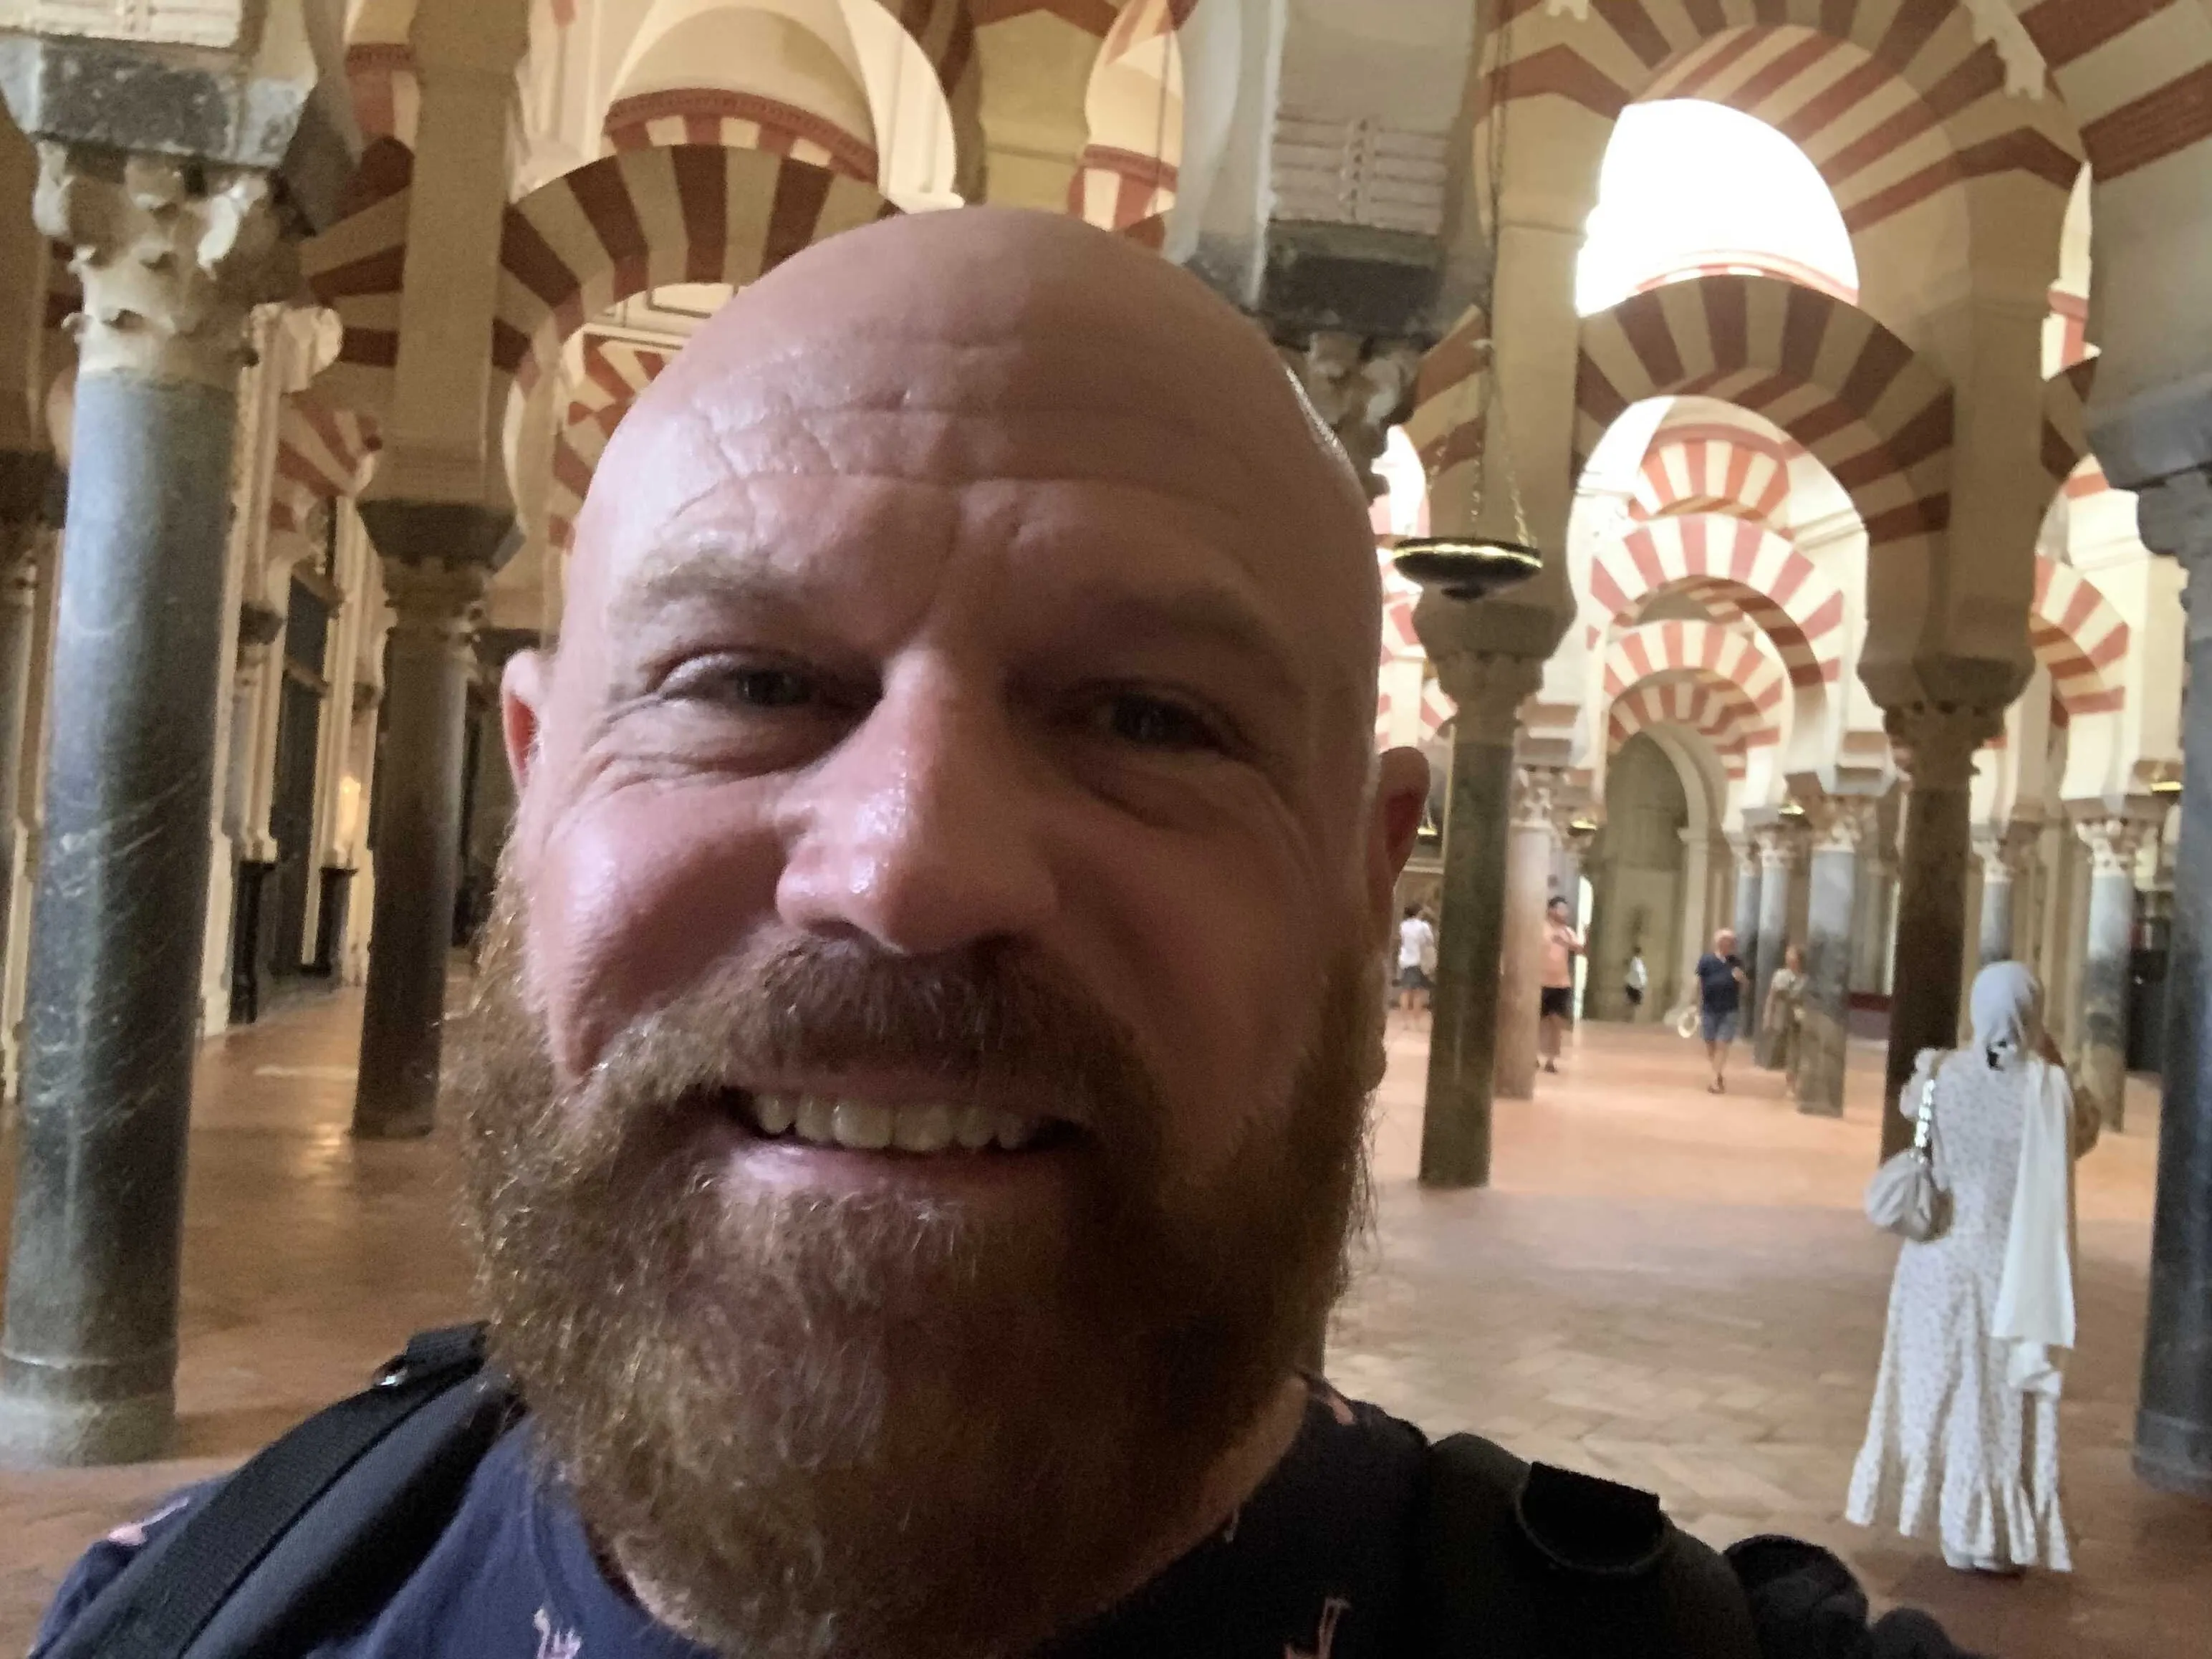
[
  {"x1": 1396, "y1": 904, "x2": 1436, "y2": 1019},
  {"x1": 1624, "y1": 948, "x2": 1649, "y2": 1016}
]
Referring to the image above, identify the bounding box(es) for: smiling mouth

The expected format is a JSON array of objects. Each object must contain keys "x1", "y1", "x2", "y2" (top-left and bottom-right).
[{"x1": 734, "y1": 1093, "x2": 1068, "y2": 1155}]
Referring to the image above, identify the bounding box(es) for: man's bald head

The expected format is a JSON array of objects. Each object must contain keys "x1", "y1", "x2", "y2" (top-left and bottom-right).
[{"x1": 554, "y1": 206, "x2": 1382, "y2": 765}]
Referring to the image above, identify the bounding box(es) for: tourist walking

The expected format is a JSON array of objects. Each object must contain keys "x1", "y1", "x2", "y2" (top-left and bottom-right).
[
  {"x1": 1847, "y1": 962, "x2": 2100, "y2": 1574},
  {"x1": 1395, "y1": 903, "x2": 1436, "y2": 1021},
  {"x1": 1538, "y1": 895, "x2": 1582, "y2": 1074},
  {"x1": 1623, "y1": 948, "x2": 1648, "y2": 1017},
  {"x1": 1761, "y1": 943, "x2": 1807, "y2": 1089},
  {"x1": 1694, "y1": 928, "x2": 1749, "y2": 1093}
]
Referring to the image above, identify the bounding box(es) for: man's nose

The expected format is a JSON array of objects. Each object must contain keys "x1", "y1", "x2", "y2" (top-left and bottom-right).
[{"x1": 775, "y1": 672, "x2": 1058, "y2": 956}]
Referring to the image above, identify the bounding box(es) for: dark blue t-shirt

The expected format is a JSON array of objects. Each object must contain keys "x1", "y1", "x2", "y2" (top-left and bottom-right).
[
  {"x1": 33, "y1": 1380, "x2": 1980, "y2": 1658},
  {"x1": 1696, "y1": 953, "x2": 1746, "y2": 1015}
]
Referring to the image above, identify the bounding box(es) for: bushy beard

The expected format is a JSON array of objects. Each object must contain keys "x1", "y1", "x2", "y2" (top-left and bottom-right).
[{"x1": 451, "y1": 883, "x2": 1385, "y2": 1659}]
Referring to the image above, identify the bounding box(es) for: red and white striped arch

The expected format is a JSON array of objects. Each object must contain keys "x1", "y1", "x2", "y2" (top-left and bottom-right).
[
  {"x1": 1479, "y1": 4, "x2": 2082, "y2": 232},
  {"x1": 1587, "y1": 515, "x2": 1845, "y2": 689},
  {"x1": 1602, "y1": 620, "x2": 1787, "y2": 741},
  {"x1": 2040, "y1": 356, "x2": 2099, "y2": 490},
  {"x1": 491, "y1": 149, "x2": 898, "y2": 416},
  {"x1": 1632, "y1": 420, "x2": 1799, "y2": 523},
  {"x1": 1577, "y1": 276, "x2": 1953, "y2": 549},
  {"x1": 547, "y1": 338, "x2": 678, "y2": 552},
  {"x1": 2016, "y1": 2, "x2": 2212, "y2": 190},
  {"x1": 1068, "y1": 0, "x2": 1186, "y2": 248},
  {"x1": 1374, "y1": 679, "x2": 1459, "y2": 748},
  {"x1": 268, "y1": 390, "x2": 380, "y2": 542},
  {"x1": 2031, "y1": 556, "x2": 2129, "y2": 722},
  {"x1": 603, "y1": 90, "x2": 880, "y2": 183},
  {"x1": 1403, "y1": 306, "x2": 1491, "y2": 529},
  {"x1": 1607, "y1": 681, "x2": 1756, "y2": 781}
]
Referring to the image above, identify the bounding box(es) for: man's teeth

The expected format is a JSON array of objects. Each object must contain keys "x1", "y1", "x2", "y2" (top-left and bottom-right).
[{"x1": 746, "y1": 1095, "x2": 1043, "y2": 1153}]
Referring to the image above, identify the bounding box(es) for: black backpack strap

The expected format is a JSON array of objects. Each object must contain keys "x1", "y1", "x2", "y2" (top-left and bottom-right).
[
  {"x1": 47, "y1": 1324, "x2": 517, "y2": 1659},
  {"x1": 1416, "y1": 1433, "x2": 1761, "y2": 1659}
]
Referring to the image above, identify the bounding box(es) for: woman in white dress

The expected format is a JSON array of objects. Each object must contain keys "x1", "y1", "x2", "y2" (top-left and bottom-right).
[{"x1": 1846, "y1": 962, "x2": 2100, "y2": 1573}]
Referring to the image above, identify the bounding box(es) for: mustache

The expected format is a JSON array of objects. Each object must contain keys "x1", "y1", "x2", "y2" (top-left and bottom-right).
[{"x1": 473, "y1": 924, "x2": 1163, "y2": 1150}]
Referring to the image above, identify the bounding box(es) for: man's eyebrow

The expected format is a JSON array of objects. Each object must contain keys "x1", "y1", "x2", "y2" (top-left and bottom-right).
[
  {"x1": 1049, "y1": 583, "x2": 1309, "y2": 704},
  {"x1": 606, "y1": 543, "x2": 836, "y2": 635}
]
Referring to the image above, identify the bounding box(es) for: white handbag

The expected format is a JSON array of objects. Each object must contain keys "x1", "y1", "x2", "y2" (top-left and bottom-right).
[{"x1": 1866, "y1": 1062, "x2": 1951, "y2": 1242}]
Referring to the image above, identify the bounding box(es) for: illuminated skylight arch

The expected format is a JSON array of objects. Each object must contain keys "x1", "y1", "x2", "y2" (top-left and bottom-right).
[{"x1": 1577, "y1": 101, "x2": 1858, "y2": 317}]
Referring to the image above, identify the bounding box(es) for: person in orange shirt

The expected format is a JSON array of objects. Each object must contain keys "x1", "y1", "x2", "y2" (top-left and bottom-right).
[{"x1": 1539, "y1": 895, "x2": 1583, "y2": 1075}]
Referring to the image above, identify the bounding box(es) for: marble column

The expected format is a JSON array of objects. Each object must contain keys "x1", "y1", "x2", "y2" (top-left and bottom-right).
[
  {"x1": 1728, "y1": 831, "x2": 1761, "y2": 971},
  {"x1": 1418, "y1": 653, "x2": 1543, "y2": 1188},
  {"x1": 2133, "y1": 469, "x2": 2212, "y2": 1496},
  {"x1": 1799, "y1": 797, "x2": 1873, "y2": 1117},
  {"x1": 1879, "y1": 704, "x2": 2001, "y2": 1159},
  {"x1": 1752, "y1": 825, "x2": 1797, "y2": 1066},
  {"x1": 1973, "y1": 823, "x2": 2031, "y2": 966},
  {"x1": 352, "y1": 538, "x2": 496, "y2": 1140},
  {"x1": 222, "y1": 602, "x2": 284, "y2": 847},
  {"x1": 1494, "y1": 767, "x2": 1561, "y2": 1101},
  {"x1": 0, "y1": 150, "x2": 293, "y2": 1463},
  {"x1": 2074, "y1": 812, "x2": 2150, "y2": 1135}
]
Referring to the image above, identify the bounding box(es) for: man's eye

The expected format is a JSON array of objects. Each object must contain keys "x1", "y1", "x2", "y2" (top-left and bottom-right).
[
  {"x1": 661, "y1": 659, "x2": 822, "y2": 710},
  {"x1": 1097, "y1": 692, "x2": 1222, "y2": 752},
  {"x1": 726, "y1": 668, "x2": 814, "y2": 708}
]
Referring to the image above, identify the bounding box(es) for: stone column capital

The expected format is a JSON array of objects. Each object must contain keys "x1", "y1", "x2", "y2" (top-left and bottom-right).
[
  {"x1": 382, "y1": 559, "x2": 489, "y2": 644},
  {"x1": 1972, "y1": 819, "x2": 2038, "y2": 882},
  {"x1": 1279, "y1": 331, "x2": 1422, "y2": 501},
  {"x1": 1754, "y1": 822, "x2": 1804, "y2": 870},
  {"x1": 2140, "y1": 466, "x2": 2212, "y2": 649},
  {"x1": 36, "y1": 145, "x2": 295, "y2": 388},
  {"x1": 1509, "y1": 766, "x2": 1567, "y2": 832},
  {"x1": 1809, "y1": 795, "x2": 1880, "y2": 855},
  {"x1": 1432, "y1": 652, "x2": 1544, "y2": 746},
  {"x1": 2074, "y1": 810, "x2": 2157, "y2": 879},
  {"x1": 1883, "y1": 702, "x2": 2002, "y2": 792}
]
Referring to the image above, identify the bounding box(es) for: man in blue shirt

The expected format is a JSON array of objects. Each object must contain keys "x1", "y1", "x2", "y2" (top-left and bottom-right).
[
  {"x1": 1696, "y1": 928, "x2": 1752, "y2": 1095},
  {"x1": 37, "y1": 211, "x2": 1973, "y2": 1659}
]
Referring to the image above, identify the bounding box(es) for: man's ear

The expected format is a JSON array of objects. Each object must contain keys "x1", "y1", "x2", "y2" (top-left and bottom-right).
[
  {"x1": 1366, "y1": 746, "x2": 1432, "y2": 936},
  {"x1": 502, "y1": 649, "x2": 547, "y2": 793}
]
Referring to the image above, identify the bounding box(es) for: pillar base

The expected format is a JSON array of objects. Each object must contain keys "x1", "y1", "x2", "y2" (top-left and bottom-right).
[
  {"x1": 1796, "y1": 1099, "x2": 1844, "y2": 1120},
  {"x1": 0, "y1": 1383, "x2": 172, "y2": 1467},
  {"x1": 352, "y1": 1097, "x2": 436, "y2": 1141},
  {"x1": 2134, "y1": 1410, "x2": 2212, "y2": 1502}
]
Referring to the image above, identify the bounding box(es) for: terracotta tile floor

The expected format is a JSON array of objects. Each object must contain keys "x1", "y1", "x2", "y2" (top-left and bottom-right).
[{"x1": 0, "y1": 989, "x2": 2204, "y2": 1655}]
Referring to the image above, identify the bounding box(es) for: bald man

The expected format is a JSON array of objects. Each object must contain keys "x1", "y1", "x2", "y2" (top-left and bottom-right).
[{"x1": 36, "y1": 210, "x2": 1973, "y2": 1659}]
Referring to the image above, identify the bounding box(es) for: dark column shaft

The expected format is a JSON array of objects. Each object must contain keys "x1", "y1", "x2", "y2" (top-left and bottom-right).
[
  {"x1": 1797, "y1": 814, "x2": 1862, "y2": 1117},
  {"x1": 0, "y1": 376, "x2": 237, "y2": 1461},
  {"x1": 1879, "y1": 717, "x2": 1988, "y2": 1158},
  {"x1": 2140, "y1": 593, "x2": 2212, "y2": 1496},
  {"x1": 353, "y1": 577, "x2": 476, "y2": 1140},
  {"x1": 1752, "y1": 836, "x2": 1793, "y2": 1062},
  {"x1": 1421, "y1": 728, "x2": 1514, "y2": 1188}
]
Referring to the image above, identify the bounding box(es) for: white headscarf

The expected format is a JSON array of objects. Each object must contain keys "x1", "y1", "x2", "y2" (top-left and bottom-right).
[{"x1": 1971, "y1": 963, "x2": 2077, "y2": 1395}]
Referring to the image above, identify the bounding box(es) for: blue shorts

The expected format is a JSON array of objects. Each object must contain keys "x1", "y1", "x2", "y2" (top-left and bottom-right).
[{"x1": 1701, "y1": 1009, "x2": 1740, "y2": 1044}]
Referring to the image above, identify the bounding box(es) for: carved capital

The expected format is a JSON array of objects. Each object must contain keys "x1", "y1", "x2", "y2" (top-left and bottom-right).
[
  {"x1": 1754, "y1": 822, "x2": 1803, "y2": 872},
  {"x1": 2075, "y1": 813, "x2": 2154, "y2": 880},
  {"x1": 36, "y1": 145, "x2": 296, "y2": 387},
  {"x1": 1883, "y1": 702, "x2": 2001, "y2": 792},
  {"x1": 1431, "y1": 651, "x2": 1544, "y2": 746},
  {"x1": 1279, "y1": 330, "x2": 1422, "y2": 501},
  {"x1": 1972, "y1": 821, "x2": 2037, "y2": 884},
  {"x1": 1809, "y1": 795, "x2": 1879, "y2": 855},
  {"x1": 382, "y1": 559, "x2": 489, "y2": 645},
  {"x1": 1510, "y1": 766, "x2": 1565, "y2": 832}
]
